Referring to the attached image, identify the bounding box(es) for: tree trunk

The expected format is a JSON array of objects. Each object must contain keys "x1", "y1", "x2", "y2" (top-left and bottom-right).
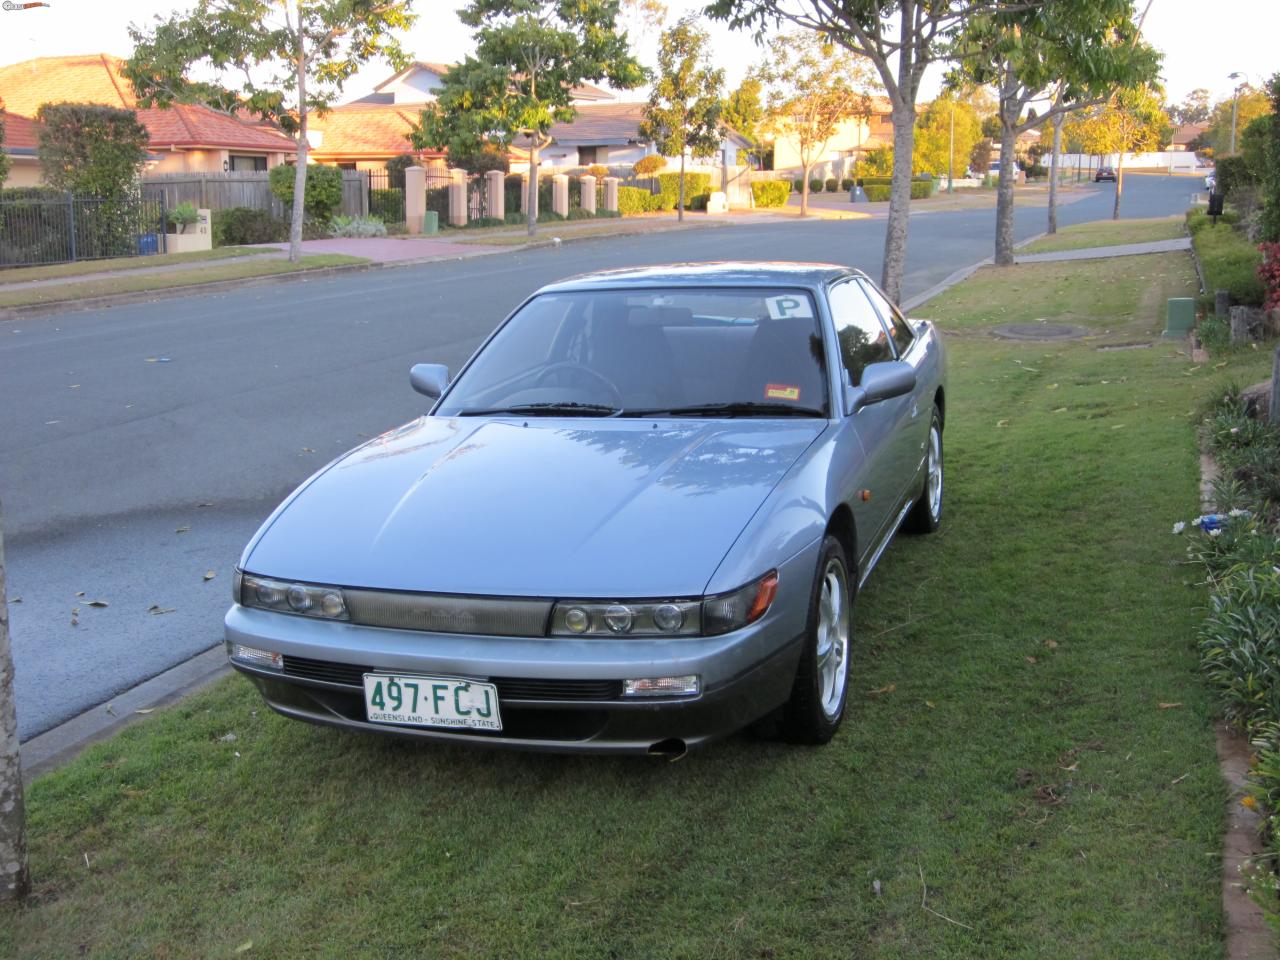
[
  {"x1": 881, "y1": 107, "x2": 917, "y2": 304},
  {"x1": 678, "y1": 151, "x2": 686, "y2": 223},
  {"x1": 1047, "y1": 113, "x2": 1064, "y2": 235},
  {"x1": 288, "y1": 23, "x2": 308, "y2": 265},
  {"x1": 1113, "y1": 154, "x2": 1125, "y2": 220},
  {"x1": 800, "y1": 162, "x2": 811, "y2": 216},
  {"x1": 527, "y1": 143, "x2": 540, "y2": 236},
  {"x1": 993, "y1": 119, "x2": 1018, "y2": 265},
  {"x1": 0, "y1": 500, "x2": 30, "y2": 903}
]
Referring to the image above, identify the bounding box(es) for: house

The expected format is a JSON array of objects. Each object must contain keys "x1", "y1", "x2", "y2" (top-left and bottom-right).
[
  {"x1": 766, "y1": 96, "x2": 895, "y2": 176},
  {"x1": 0, "y1": 53, "x2": 295, "y2": 183},
  {"x1": 0, "y1": 111, "x2": 42, "y2": 187},
  {"x1": 1168, "y1": 122, "x2": 1208, "y2": 151}
]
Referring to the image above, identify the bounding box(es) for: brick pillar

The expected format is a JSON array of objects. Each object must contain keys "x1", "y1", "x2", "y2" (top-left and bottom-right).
[
  {"x1": 580, "y1": 175, "x2": 596, "y2": 214},
  {"x1": 448, "y1": 168, "x2": 467, "y2": 227},
  {"x1": 404, "y1": 165, "x2": 426, "y2": 233},
  {"x1": 551, "y1": 174, "x2": 569, "y2": 218},
  {"x1": 603, "y1": 177, "x2": 619, "y2": 212},
  {"x1": 486, "y1": 170, "x2": 505, "y2": 222}
]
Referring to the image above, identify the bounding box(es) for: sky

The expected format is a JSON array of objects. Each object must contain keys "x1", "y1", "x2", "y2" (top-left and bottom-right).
[{"x1": 0, "y1": 0, "x2": 1272, "y2": 112}]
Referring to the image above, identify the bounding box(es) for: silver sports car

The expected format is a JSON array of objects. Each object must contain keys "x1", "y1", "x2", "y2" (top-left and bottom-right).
[{"x1": 225, "y1": 263, "x2": 948, "y2": 756}]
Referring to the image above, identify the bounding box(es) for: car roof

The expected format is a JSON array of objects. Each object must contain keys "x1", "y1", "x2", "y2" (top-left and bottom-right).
[{"x1": 537, "y1": 261, "x2": 859, "y2": 294}]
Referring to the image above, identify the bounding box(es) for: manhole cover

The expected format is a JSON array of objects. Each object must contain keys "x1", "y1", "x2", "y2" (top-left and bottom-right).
[{"x1": 991, "y1": 322, "x2": 1089, "y2": 341}]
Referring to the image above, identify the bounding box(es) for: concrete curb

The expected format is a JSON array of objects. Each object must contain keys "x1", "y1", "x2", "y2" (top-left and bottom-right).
[{"x1": 20, "y1": 645, "x2": 229, "y2": 783}]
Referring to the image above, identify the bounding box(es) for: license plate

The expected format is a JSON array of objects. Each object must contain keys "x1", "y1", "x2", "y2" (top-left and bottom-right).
[{"x1": 363, "y1": 674, "x2": 502, "y2": 731}]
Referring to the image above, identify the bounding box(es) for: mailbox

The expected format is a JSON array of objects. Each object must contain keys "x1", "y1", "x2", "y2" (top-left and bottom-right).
[{"x1": 1208, "y1": 191, "x2": 1225, "y2": 219}]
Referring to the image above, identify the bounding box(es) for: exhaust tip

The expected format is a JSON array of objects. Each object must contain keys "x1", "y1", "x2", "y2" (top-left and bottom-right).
[{"x1": 648, "y1": 737, "x2": 687, "y2": 761}]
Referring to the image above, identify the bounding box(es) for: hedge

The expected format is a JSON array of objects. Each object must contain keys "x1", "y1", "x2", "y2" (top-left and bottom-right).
[
  {"x1": 618, "y1": 185, "x2": 658, "y2": 215},
  {"x1": 809, "y1": 179, "x2": 824, "y2": 193},
  {"x1": 1188, "y1": 210, "x2": 1265, "y2": 306},
  {"x1": 656, "y1": 172, "x2": 711, "y2": 211},
  {"x1": 751, "y1": 180, "x2": 791, "y2": 208},
  {"x1": 212, "y1": 206, "x2": 287, "y2": 247},
  {"x1": 862, "y1": 181, "x2": 934, "y2": 201}
]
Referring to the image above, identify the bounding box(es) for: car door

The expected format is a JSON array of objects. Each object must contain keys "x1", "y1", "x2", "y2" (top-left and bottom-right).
[
  {"x1": 826, "y1": 278, "x2": 901, "y2": 564},
  {"x1": 858, "y1": 278, "x2": 930, "y2": 509}
]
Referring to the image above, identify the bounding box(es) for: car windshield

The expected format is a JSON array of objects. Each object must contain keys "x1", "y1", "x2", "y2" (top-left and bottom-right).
[{"x1": 435, "y1": 287, "x2": 830, "y2": 418}]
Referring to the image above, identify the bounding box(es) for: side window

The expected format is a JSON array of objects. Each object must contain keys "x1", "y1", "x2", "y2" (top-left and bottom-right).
[
  {"x1": 858, "y1": 279, "x2": 915, "y2": 356},
  {"x1": 827, "y1": 280, "x2": 894, "y2": 385}
]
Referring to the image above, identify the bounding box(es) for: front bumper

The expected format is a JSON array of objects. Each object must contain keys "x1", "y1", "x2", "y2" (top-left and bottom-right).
[{"x1": 223, "y1": 547, "x2": 817, "y2": 754}]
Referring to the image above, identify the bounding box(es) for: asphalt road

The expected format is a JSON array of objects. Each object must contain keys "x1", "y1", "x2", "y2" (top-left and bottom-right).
[{"x1": 1, "y1": 173, "x2": 1199, "y2": 739}]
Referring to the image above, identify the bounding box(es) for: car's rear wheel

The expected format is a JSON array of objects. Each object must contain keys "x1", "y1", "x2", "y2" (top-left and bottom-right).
[
  {"x1": 778, "y1": 535, "x2": 852, "y2": 744},
  {"x1": 904, "y1": 407, "x2": 943, "y2": 534}
]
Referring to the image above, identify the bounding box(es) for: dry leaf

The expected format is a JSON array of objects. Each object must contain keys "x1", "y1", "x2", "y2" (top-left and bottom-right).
[
  {"x1": 1025, "y1": 656, "x2": 1037, "y2": 664},
  {"x1": 135, "y1": 708, "x2": 154, "y2": 715},
  {"x1": 925, "y1": 700, "x2": 937, "y2": 709},
  {"x1": 235, "y1": 942, "x2": 253, "y2": 955},
  {"x1": 1158, "y1": 702, "x2": 1183, "y2": 710},
  {"x1": 76, "y1": 591, "x2": 85, "y2": 597},
  {"x1": 302, "y1": 447, "x2": 316, "y2": 454},
  {"x1": 1052, "y1": 407, "x2": 1068, "y2": 413},
  {"x1": 868, "y1": 683, "x2": 896, "y2": 696},
  {"x1": 996, "y1": 419, "x2": 1010, "y2": 428},
  {"x1": 196, "y1": 502, "x2": 213, "y2": 508},
  {"x1": 203, "y1": 570, "x2": 217, "y2": 581},
  {"x1": 1242, "y1": 795, "x2": 1258, "y2": 809},
  {"x1": 1170, "y1": 772, "x2": 1188, "y2": 785},
  {"x1": 175, "y1": 526, "x2": 190, "y2": 534},
  {"x1": 148, "y1": 604, "x2": 176, "y2": 616},
  {"x1": 86, "y1": 599, "x2": 108, "y2": 608},
  {"x1": 8, "y1": 597, "x2": 20, "y2": 604},
  {"x1": 1044, "y1": 639, "x2": 1058, "y2": 649}
]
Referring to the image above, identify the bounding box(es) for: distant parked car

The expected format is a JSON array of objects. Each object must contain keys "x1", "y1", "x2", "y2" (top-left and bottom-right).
[
  {"x1": 987, "y1": 159, "x2": 1020, "y2": 178},
  {"x1": 225, "y1": 262, "x2": 949, "y2": 756},
  {"x1": 1095, "y1": 167, "x2": 1117, "y2": 182}
]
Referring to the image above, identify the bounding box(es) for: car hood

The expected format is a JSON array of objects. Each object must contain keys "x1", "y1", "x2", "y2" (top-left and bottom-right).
[{"x1": 245, "y1": 416, "x2": 826, "y2": 598}]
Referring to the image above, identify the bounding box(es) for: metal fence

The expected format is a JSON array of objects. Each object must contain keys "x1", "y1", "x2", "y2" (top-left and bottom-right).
[
  {"x1": 0, "y1": 191, "x2": 168, "y2": 267},
  {"x1": 367, "y1": 169, "x2": 405, "y2": 223}
]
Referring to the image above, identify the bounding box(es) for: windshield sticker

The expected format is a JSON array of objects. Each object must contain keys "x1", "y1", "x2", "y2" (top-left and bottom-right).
[
  {"x1": 765, "y1": 294, "x2": 814, "y2": 320},
  {"x1": 765, "y1": 383, "x2": 801, "y2": 401}
]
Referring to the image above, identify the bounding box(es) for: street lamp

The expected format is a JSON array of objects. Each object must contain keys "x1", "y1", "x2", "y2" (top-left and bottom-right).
[{"x1": 1228, "y1": 71, "x2": 1251, "y2": 155}]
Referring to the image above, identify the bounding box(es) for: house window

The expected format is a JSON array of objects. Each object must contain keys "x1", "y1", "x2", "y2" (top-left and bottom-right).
[
  {"x1": 336, "y1": 162, "x2": 357, "y2": 170},
  {"x1": 230, "y1": 155, "x2": 268, "y2": 172},
  {"x1": 577, "y1": 146, "x2": 598, "y2": 165}
]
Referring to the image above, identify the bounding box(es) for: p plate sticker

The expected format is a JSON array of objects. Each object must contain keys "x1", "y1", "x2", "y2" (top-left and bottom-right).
[
  {"x1": 765, "y1": 294, "x2": 814, "y2": 320},
  {"x1": 765, "y1": 383, "x2": 801, "y2": 401}
]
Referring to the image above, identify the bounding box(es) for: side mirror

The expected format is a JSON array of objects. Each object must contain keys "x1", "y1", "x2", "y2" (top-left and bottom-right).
[
  {"x1": 410, "y1": 363, "x2": 449, "y2": 400},
  {"x1": 844, "y1": 360, "x2": 915, "y2": 415}
]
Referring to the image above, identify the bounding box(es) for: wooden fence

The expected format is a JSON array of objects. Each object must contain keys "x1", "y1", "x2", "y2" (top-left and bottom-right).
[{"x1": 141, "y1": 170, "x2": 368, "y2": 217}]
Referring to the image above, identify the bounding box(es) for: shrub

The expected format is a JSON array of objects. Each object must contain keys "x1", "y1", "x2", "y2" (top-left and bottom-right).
[
  {"x1": 35, "y1": 103, "x2": 149, "y2": 199},
  {"x1": 1259, "y1": 242, "x2": 1280, "y2": 311},
  {"x1": 1187, "y1": 207, "x2": 1241, "y2": 234},
  {"x1": 211, "y1": 206, "x2": 287, "y2": 246},
  {"x1": 369, "y1": 188, "x2": 405, "y2": 223},
  {"x1": 793, "y1": 179, "x2": 804, "y2": 193},
  {"x1": 595, "y1": 208, "x2": 621, "y2": 218},
  {"x1": 385, "y1": 154, "x2": 416, "y2": 189},
  {"x1": 751, "y1": 180, "x2": 790, "y2": 208},
  {"x1": 567, "y1": 207, "x2": 595, "y2": 220},
  {"x1": 824, "y1": 178, "x2": 838, "y2": 192},
  {"x1": 504, "y1": 210, "x2": 527, "y2": 225},
  {"x1": 328, "y1": 214, "x2": 387, "y2": 238},
  {"x1": 655, "y1": 172, "x2": 711, "y2": 211},
  {"x1": 809, "y1": 178, "x2": 824, "y2": 193},
  {"x1": 539, "y1": 210, "x2": 565, "y2": 222},
  {"x1": 840, "y1": 178, "x2": 854, "y2": 192},
  {"x1": 862, "y1": 145, "x2": 894, "y2": 177},
  {"x1": 1215, "y1": 155, "x2": 1254, "y2": 202},
  {"x1": 268, "y1": 163, "x2": 344, "y2": 220},
  {"x1": 1190, "y1": 214, "x2": 1266, "y2": 305},
  {"x1": 585, "y1": 164, "x2": 610, "y2": 180},
  {"x1": 863, "y1": 184, "x2": 891, "y2": 202},
  {"x1": 465, "y1": 216, "x2": 505, "y2": 228},
  {"x1": 633, "y1": 154, "x2": 666, "y2": 177},
  {"x1": 166, "y1": 201, "x2": 199, "y2": 234},
  {"x1": 618, "y1": 185, "x2": 657, "y2": 215}
]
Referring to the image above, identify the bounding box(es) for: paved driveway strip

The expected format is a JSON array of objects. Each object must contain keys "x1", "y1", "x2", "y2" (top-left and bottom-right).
[{"x1": 1, "y1": 174, "x2": 1197, "y2": 741}]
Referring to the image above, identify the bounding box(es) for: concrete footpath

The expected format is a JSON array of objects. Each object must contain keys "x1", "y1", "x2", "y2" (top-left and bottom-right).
[{"x1": 1015, "y1": 236, "x2": 1192, "y2": 263}]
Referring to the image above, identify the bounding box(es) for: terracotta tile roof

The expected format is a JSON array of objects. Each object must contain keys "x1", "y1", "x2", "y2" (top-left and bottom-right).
[
  {"x1": 0, "y1": 53, "x2": 295, "y2": 152},
  {"x1": 1171, "y1": 122, "x2": 1207, "y2": 145},
  {"x1": 308, "y1": 104, "x2": 443, "y2": 160},
  {"x1": 1, "y1": 110, "x2": 40, "y2": 150}
]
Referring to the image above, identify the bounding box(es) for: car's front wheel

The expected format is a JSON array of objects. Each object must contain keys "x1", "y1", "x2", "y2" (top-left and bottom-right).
[{"x1": 778, "y1": 535, "x2": 853, "y2": 744}]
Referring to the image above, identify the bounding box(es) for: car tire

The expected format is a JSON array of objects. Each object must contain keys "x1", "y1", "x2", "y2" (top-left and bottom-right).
[
  {"x1": 778, "y1": 535, "x2": 853, "y2": 745},
  {"x1": 904, "y1": 407, "x2": 943, "y2": 535}
]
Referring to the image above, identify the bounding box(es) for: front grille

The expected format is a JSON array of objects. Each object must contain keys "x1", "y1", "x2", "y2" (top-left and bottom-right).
[{"x1": 280, "y1": 655, "x2": 624, "y2": 701}]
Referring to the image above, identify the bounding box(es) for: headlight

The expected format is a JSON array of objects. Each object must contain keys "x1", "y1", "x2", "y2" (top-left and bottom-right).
[
  {"x1": 237, "y1": 572, "x2": 349, "y2": 621},
  {"x1": 550, "y1": 599, "x2": 702, "y2": 637},
  {"x1": 701, "y1": 571, "x2": 778, "y2": 636}
]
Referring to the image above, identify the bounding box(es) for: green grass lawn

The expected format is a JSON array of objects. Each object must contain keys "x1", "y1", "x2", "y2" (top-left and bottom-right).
[
  {"x1": 0, "y1": 246, "x2": 268, "y2": 285},
  {"x1": 0, "y1": 254, "x2": 368, "y2": 309},
  {"x1": 1020, "y1": 216, "x2": 1185, "y2": 254},
  {"x1": 4, "y1": 250, "x2": 1274, "y2": 958}
]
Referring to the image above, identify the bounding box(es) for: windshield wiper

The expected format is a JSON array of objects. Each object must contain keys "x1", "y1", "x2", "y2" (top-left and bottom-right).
[
  {"x1": 620, "y1": 402, "x2": 826, "y2": 418},
  {"x1": 456, "y1": 402, "x2": 621, "y2": 417}
]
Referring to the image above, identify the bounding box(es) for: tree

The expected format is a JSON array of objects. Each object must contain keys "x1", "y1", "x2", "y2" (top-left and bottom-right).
[
  {"x1": 1170, "y1": 87, "x2": 1210, "y2": 126},
  {"x1": 35, "y1": 104, "x2": 149, "y2": 198},
  {"x1": 710, "y1": 0, "x2": 1030, "y2": 304},
  {"x1": 125, "y1": 0, "x2": 416, "y2": 264},
  {"x1": 641, "y1": 16, "x2": 724, "y2": 221},
  {"x1": 0, "y1": 502, "x2": 29, "y2": 903},
  {"x1": 1205, "y1": 87, "x2": 1269, "y2": 156},
  {"x1": 385, "y1": 153, "x2": 416, "y2": 189},
  {"x1": 756, "y1": 31, "x2": 876, "y2": 216},
  {"x1": 969, "y1": 137, "x2": 992, "y2": 173},
  {"x1": 412, "y1": 0, "x2": 644, "y2": 236},
  {"x1": 1067, "y1": 83, "x2": 1168, "y2": 219},
  {"x1": 722, "y1": 76, "x2": 765, "y2": 163},
  {"x1": 1260, "y1": 73, "x2": 1280, "y2": 244},
  {"x1": 951, "y1": 0, "x2": 1161, "y2": 261},
  {"x1": 0, "y1": 104, "x2": 10, "y2": 187},
  {"x1": 913, "y1": 92, "x2": 981, "y2": 180}
]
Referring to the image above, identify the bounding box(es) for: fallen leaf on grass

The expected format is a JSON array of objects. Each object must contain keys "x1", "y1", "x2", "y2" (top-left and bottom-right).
[
  {"x1": 1052, "y1": 407, "x2": 1068, "y2": 413},
  {"x1": 234, "y1": 942, "x2": 253, "y2": 955},
  {"x1": 1015, "y1": 769, "x2": 1036, "y2": 787},
  {"x1": 1059, "y1": 762, "x2": 1079, "y2": 772},
  {"x1": 1213, "y1": 361, "x2": 1228, "y2": 369},
  {"x1": 1033, "y1": 785, "x2": 1065, "y2": 806},
  {"x1": 996, "y1": 419, "x2": 1010, "y2": 428},
  {"x1": 1170, "y1": 772, "x2": 1188, "y2": 785},
  {"x1": 1025, "y1": 656, "x2": 1037, "y2": 664},
  {"x1": 148, "y1": 604, "x2": 175, "y2": 616},
  {"x1": 1046, "y1": 383, "x2": 1059, "y2": 390},
  {"x1": 1043, "y1": 639, "x2": 1058, "y2": 649},
  {"x1": 1242, "y1": 795, "x2": 1258, "y2": 809},
  {"x1": 1158, "y1": 702, "x2": 1183, "y2": 709},
  {"x1": 203, "y1": 570, "x2": 216, "y2": 581},
  {"x1": 867, "y1": 683, "x2": 896, "y2": 696},
  {"x1": 218, "y1": 732, "x2": 237, "y2": 743},
  {"x1": 925, "y1": 700, "x2": 936, "y2": 709}
]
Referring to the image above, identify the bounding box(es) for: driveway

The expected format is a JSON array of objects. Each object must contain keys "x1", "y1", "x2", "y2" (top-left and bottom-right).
[{"x1": 1, "y1": 173, "x2": 1197, "y2": 739}]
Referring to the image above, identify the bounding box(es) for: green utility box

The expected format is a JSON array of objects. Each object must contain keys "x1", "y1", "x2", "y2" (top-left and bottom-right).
[
  {"x1": 1164, "y1": 297, "x2": 1195, "y2": 339},
  {"x1": 422, "y1": 210, "x2": 439, "y2": 235}
]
